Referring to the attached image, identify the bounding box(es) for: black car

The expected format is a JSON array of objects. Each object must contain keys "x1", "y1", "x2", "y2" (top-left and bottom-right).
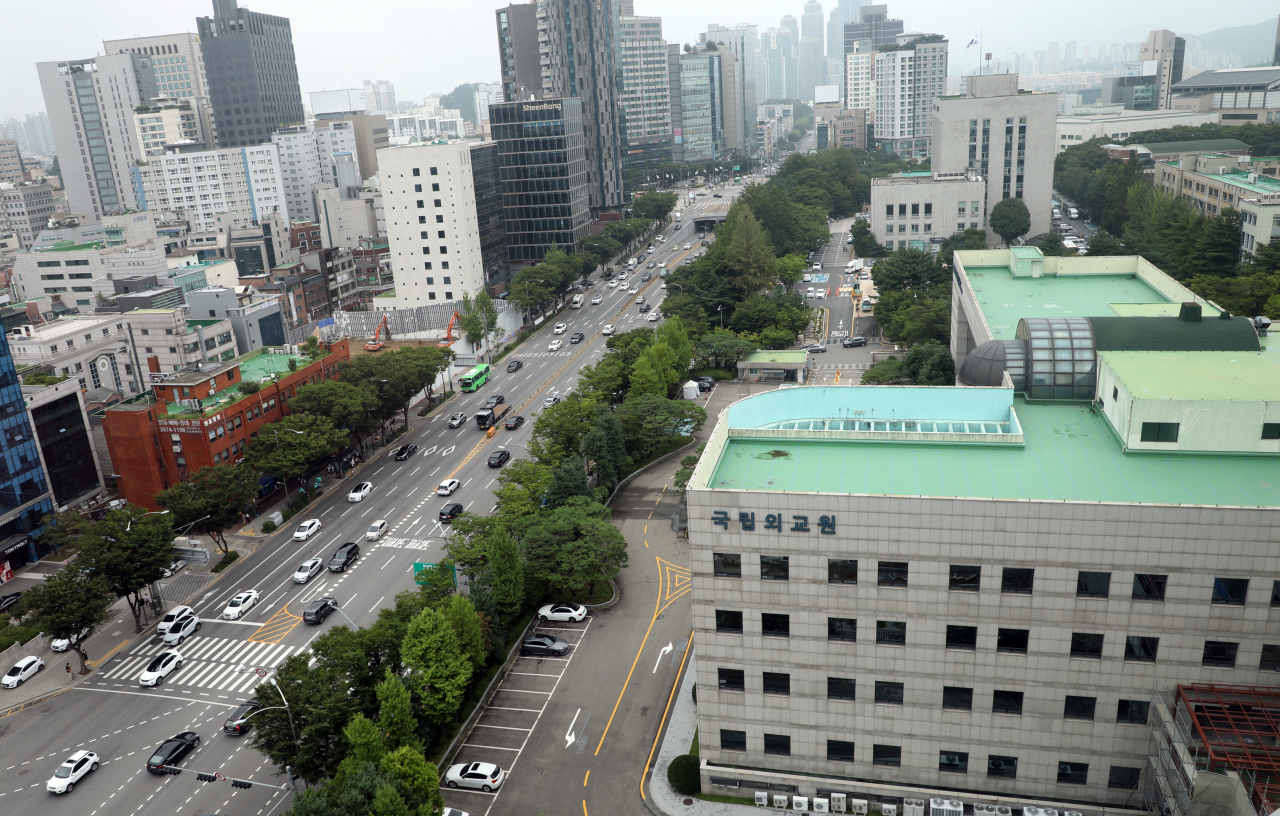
[
  {"x1": 146, "y1": 732, "x2": 200, "y2": 773},
  {"x1": 303, "y1": 597, "x2": 338, "y2": 624},
  {"x1": 0, "y1": 592, "x2": 22, "y2": 613},
  {"x1": 327, "y1": 543, "x2": 360, "y2": 572},
  {"x1": 713, "y1": 193, "x2": 722, "y2": 198},
  {"x1": 638, "y1": 304, "x2": 651, "y2": 313},
  {"x1": 504, "y1": 414, "x2": 526, "y2": 431},
  {"x1": 696, "y1": 380, "x2": 713, "y2": 392},
  {"x1": 569, "y1": 332, "x2": 585, "y2": 344},
  {"x1": 393, "y1": 444, "x2": 418, "y2": 461},
  {"x1": 223, "y1": 701, "x2": 262, "y2": 735},
  {"x1": 642, "y1": 272, "x2": 653, "y2": 281},
  {"x1": 487, "y1": 449, "x2": 512, "y2": 468},
  {"x1": 520, "y1": 634, "x2": 571, "y2": 657},
  {"x1": 506, "y1": 360, "x2": 523, "y2": 373},
  {"x1": 842, "y1": 336, "x2": 867, "y2": 347},
  {"x1": 484, "y1": 395, "x2": 505, "y2": 408},
  {"x1": 439, "y1": 502, "x2": 464, "y2": 522}
]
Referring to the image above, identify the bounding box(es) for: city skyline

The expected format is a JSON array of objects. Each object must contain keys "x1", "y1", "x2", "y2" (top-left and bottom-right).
[{"x1": 0, "y1": 0, "x2": 1266, "y2": 121}]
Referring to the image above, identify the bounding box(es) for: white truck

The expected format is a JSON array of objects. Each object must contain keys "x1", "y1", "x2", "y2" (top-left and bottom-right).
[{"x1": 571, "y1": 294, "x2": 585, "y2": 308}]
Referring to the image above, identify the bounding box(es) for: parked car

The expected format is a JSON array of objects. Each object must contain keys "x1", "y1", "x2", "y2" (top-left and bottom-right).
[
  {"x1": 146, "y1": 732, "x2": 199, "y2": 773},
  {"x1": 46, "y1": 750, "x2": 98, "y2": 794},
  {"x1": 327, "y1": 543, "x2": 360, "y2": 572},
  {"x1": 0, "y1": 593, "x2": 23, "y2": 614},
  {"x1": 346, "y1": 482, "x2": 373, "y2": 502},
  {"x1": 303, "y1": 597, "x2": 338, "y2": 624},
  {"x1": 445, "y1": 762, "x2": 505, "y2": 792},
  {"x1": 536, "y1": 602, "x2": 587, "y2": 622},
  {"x1": 366, "y1": 520, "x2": 388, "y2": 541},
  {"x1": 393, "y1": 443, "x2": 418, "y2": 460},
  {"x1": 293, "y1": 558, "x2": 324, "y2": 583},
  {"x1": 487, "y1": 449, "x2": 512, "y2": 468},
  {"x1": 223, "y1": 701, "x2": 262, "y2": 735},
  {"x1": 805, "y1": 343, "x2": 827, "y2": 353},
  {"x1": 138, "y1": 650, "x2": 182, "y2": 686},
  {"x1": 51, "y1": 627, "x2": 91, "y2": 653},
  {"x1": 1, "y1": 655, "x2": 44, "y2": 688},
  {"x1": 438, "y1": 503, "x2": 464, "y2": 522},
  {"x1": 447, "y1": 412, "x2": 467, "y2": 428},
  {"x1": 293, "y1": 519, "x2": 321, "y2": 541},
  {"x1": 484, "y1": 395, "x2": 505, "y2": 408},
  {"x1": 505, "y1": 414, "x2": 526, "y2": 430},
  {"x1": 802, "y1": 274, "x2": 812, "y2": 283},
  {"x1": 842, "y1": 336, "x2": 867, "y2": 347},
  {"x1": 520, "y1": 634, "x2": 570, "y2": 657},
  {"x1": 506, "y1": 360, "x2": 523, "y2": 373},
  {"x1": 437, "y1": 479, "x2": 461, "y2": 496}
]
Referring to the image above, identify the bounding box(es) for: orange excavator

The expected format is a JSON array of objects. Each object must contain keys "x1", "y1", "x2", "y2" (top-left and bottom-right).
[
  {"x1": 365, "y1": 314, "x2": 390, "y2": 352},
  {"x1": 438, "y1": 311, "x2": 461, "y2": 347}
]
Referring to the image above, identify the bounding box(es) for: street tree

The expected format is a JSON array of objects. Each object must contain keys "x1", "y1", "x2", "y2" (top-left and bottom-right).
[
  {"x1": 155, "y1": 462, "x2": 262, "y2": 556},
  {"x1": 528, "y1": 393, "x2": 599, "y2": 467},
  {"x1": 401, "y1": 606, "x2": 471, "y2": 733},
  {"x1": 493, "y1": 458, "x2": 555, "y2": 524},
  {"x1": 441, "y1": 594, "x2": 487, "y2": 676},
  {"x1": 872, "y1": 248, "x2": 947, "y2": 292},
  {"x1": 989, "y1": 197, "x2": 1031, "y2": 246},
  {"x1": 242, "y1": 413, "x2": 349, "y2": 498},
  {"x1": 76, "y1": 506, "x2": 175, "y2": 633},
  {"x1": 625, "y1": 355, "x2": 667, "y2": 401},
  {"x1": 290, "y1": 379, "x2": 381, "y2": 449},
  {"x1": 379, "y1": 747, "x2": 444, "y2": 816},
  {"x1": 487, "y1": 528, "x2": 524, "y2": 623},
  {"x1": 508, "y1": 266, "x2": 555, "y2": 315},
  {"x1": 545, "y1": 455, "x2": 592, "y2": 508},
  {"x1": 375, "y1": 668, "x2": 420, "y2": 752},
  {"x1": 722, "y1": 205, "x2": 778, "y2": 293},
  {"x1": 21, "y1": 567, "x2": 113, "y2": 674},
  {"x1": 776, "y1": 253, "x2": 807, "y2": 286},
  {"x1": 1037, "y1": 231, "x2": 1071, "y2": 256},
  {"x1": 522, "y1": 497, "x2": 629, "y2": 598},
  {"x1": 631, "y1": 191, "x2": 678, "y2": 221},
  {"x1": 372, "y1": 784, "x2": 412, "y2": 816},
  {"x1": 579, "y1": 408, "x2": 629, "y2": 491},
  {"x1": 458, "y1": 291, "x2": 499, "y2": 356},
  {"x1": 617, "y1": 394, "x2": 707, "y2": 462},
  {"x1": 694, "y1": 329, "x2": 758, "y2": 370},
  {"x1": 1085, "y1": 230, "x2": 1128, "y2": 256},
  {"x1": 442, "y1": 513, "x2": 505, "y2": 576},
  {"x1": 575, "y1": 355, "x2": 626, "y2": 403}
]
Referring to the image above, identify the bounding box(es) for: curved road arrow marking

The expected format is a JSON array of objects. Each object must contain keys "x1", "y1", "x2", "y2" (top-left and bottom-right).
[
  {"x1": 565, "y1": 708, "x2": 580, "y2": 748},
  {"x1": 652, "y1": 642, "x2": 673, "y2": 673}
]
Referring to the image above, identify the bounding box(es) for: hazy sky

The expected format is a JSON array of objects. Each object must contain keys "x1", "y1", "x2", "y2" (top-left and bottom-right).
[{"x1": 0, "y1": 0, "x2": 1268, "y2": 120}]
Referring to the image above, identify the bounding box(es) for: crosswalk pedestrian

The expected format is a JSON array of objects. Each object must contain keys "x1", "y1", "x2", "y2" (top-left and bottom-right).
[{"x1": 94, "y1": 636, "x2": 297, "y2": 693}]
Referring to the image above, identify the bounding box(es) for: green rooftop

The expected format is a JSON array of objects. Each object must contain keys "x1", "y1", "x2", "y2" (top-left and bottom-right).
[
  {"x1": 1102, "y1": 351, "x2": 1280, "y2": 402},
  {"x1": 742, "y1": 350, "x2": 808, "y2": 364},
  {"x1": 185, "y1": 319, "x2": 222, "y2": 328},
  {"x1": 164, "y1": 348, "x2": 315, "y2": 417},
  {"x1": 706, "y1": 396, "x2": 1280, "y2": 507},
  {"x1": 37, "y1": 240, "x2": 103, "y2": 252}
]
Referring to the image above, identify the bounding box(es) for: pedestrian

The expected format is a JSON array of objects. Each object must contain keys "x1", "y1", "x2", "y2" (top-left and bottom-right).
[{"x1": 65, "y1": 662, "x2": 71, "y2": 678}]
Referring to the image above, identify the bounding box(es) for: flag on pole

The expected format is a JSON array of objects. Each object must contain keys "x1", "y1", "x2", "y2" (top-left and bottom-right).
[{"x1": 966, "y1": 35, "x2": 979, "y2": 48}]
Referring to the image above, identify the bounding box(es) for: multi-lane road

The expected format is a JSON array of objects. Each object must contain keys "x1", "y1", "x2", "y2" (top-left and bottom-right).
[{"x1": 0, "y1": 204, "x2": 730, "y2": 816}]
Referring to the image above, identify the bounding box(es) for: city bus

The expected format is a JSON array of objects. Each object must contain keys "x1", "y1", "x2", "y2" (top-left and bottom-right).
[{"x1": 460, "y1": 363, "x2": 491, "y2": 392}]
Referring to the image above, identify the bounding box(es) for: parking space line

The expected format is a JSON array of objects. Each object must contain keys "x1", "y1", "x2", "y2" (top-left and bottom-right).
[
  {"x1": 473, "y1": 724, "x2": 533, "y2": 732},
  {"x1": 462, "y1": 744, "x2": 521, "y2": 751}
]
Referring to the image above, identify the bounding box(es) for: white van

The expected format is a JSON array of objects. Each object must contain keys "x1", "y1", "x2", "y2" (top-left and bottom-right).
[
  {"x1": 627, "y1": 258, "x2": 637, "y2": 269},
  {"x1": 1068, "y1": 207, "x2": 1079, "y2": 220},
  {"x1": 571, "y1": 294, "x2": 585, "y2": 308}
]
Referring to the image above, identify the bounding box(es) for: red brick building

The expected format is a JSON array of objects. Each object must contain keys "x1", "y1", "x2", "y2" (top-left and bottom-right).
[{"x1": 102, "y1": 339, "x2": 351, "y2": 510}]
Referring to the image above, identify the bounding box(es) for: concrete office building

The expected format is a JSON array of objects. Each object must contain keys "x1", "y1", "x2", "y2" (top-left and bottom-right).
[
  {"x1": 815, "y1": 105, "x2": 867, "y2": 152},
  {"x1": 932, "y1": 75, "x2": 1057, "y2": 241},
  {"x1": 36, "y1": 53, "x2": 156, "y2": 219},
  {"x1": 0, "y1": 140, "x2": 24, "y2": 185},
  {"x1": 104, "y1": 32, "x2": 210, "y2": 101},
  {"x1": 186, "y1": 286, "x2": 285, "y2": 353},
  {"x1": 799, "y1": 1, "x2": 828, "y2": 101},
  {"x1": 271, "y1": 121, "x2": 360, "y2": 223},
  {"x1": 844, "y1": 4, "x2": 905, "y2": 52},
  {"x1": 136, "y1": 142, "x2": 286, "y2": 235},
  {"x1": 313, "y1": 186, "x2": 380, "y2": 251},
  {"x1": 619, "y1": 15, "x2": 673, "y2": 169},
  {"x1": 9, "y1": 315, "x2": 145, "y2": 394},
  {"x1": 762, "y1": 27, "x2": 798, "y2": 101},
  {"x1": 1153, "y1": 152, "x2": 1280, "y2": 255},
  {"x1": 196, "y1": 0, "x2": 304, "y2": 148},
  {"x1": 1056, "y1": 109, "x2": 1217, "y2": 154},
  {"x1": 363, "y1": 80, "x2": 397, "y2": 116},
  {"x1": 489, "y1": 99, "x2": 590, "y2": 265},
  {"x1": 687, "y1": 245, "x2": 1280, "y2": 816},
  {"x1": 707, "y1": 24, "x2": 762, "y2": 119},
  {"x1": 132, "y1": 98, "x2": 206, "y2": 157},
  {"x1": 1, "y1": 181, "x2": 57, "y2": 250},
  {"x1": 1138, "y1": 29, "x2": 1185, "y2": 110},
  {"x1": 874, "y1": 35, "x2": 948, "y2": 160},
  {"x1": 378, "y1": 141, "x2": 493, "y2": 306},
  {"x1": 12, "y1": 221, "x2": 169, "y2": 305},
  {"x1": 1170, "y1": 67, "x2": 1280, "y2": 124},
  {"x1": 872, "y1": 170, "x2": 986, "y2": 251},
  {"x1": 669, "y1": 46, "x2": 727, "y2": 163}
]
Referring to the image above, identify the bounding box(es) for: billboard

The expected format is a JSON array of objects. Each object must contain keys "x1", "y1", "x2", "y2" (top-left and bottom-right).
[{"x1": 814, "y1": 84, "x2": 841, "y2": 105}]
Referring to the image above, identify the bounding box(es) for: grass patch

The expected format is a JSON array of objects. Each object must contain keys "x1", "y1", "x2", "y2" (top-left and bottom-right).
[
  {"x1": 210, "y1": 550, "x2": 240, "y2": 573},
  {"x1": 0, "y1": 614, "x2": 43, "y2": 653},
  {"x1": 689, "y1": 727, "x2": 699, "y2": 758},
  {"x1": 695, "y1": 792, "x2": 757, "y2": 806},
  {"x1": 543, "y1": 581, "x2": 614, "y2": 606}
]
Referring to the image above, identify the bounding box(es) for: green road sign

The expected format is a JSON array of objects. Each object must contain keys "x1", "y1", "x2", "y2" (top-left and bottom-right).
[{"x1": 413, "y1": 562, "x2": 456, "y2": 586}]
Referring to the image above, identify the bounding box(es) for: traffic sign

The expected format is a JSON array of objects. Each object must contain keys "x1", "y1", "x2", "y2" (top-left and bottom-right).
[{"x1": 214, "y1": 772, "x2": 226, "y2": 782}]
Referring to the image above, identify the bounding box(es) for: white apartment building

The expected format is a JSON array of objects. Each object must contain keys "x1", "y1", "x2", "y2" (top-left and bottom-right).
[
  {"x1": 271, "y1": 121, "x2": 362, "y2": 223},
  {"x1": 871, "y1": 171, "x2": 987, "y2": 251},
  {"x1": 846, "y1": 46, "x2": 875, "y2": 115},
  {"x1": 36, "y1": 54, "x2": 154, "y2": 219},
  {"x1": 472, "y1": 82, "x2": 504, "y2": 125},
  {"x1": 137, "y1": 144, "x2": 286, "y2": 235},
  {"x1": 127, "y1": 308, "x2": 237, "y2": 372},
  {"x1": 378, "y1": 142, "x2": 487, "y2": 308},
  {"x1": 9, "y1": 315, "x2": 143, "y2": 393},
  {"x1": 874, "y1": 35, "x2": 948, "y2": 160},
  {"x1": 363, "y1": 80, "x2": 397, "y2": 116},
  {"x1": 133, "y1": 98, "x2": 205, "y2": 156},
  {"x1": 13, "y1": 221, "x2": 169, "y2": 305},
  {"x1": 619, "y1": 16, "x2": 672, "y2": 142},
  {"x1": 103, "y1": 33, "x2": 209, "y2": 100},
  {"x1": 1, "y1": 180, "x2": 58, "y2": 250}
]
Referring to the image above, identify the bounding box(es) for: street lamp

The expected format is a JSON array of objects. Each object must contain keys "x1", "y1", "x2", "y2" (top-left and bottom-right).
[
  {"x1": 173, "y1": 515, "x2": 211, "y2": 536},
  {"x1": 667, "y1": 283, "x2": 683, "y2": 296},
  {"x1": 127, "y1": 510, "x2": 168, "y2": 531},
  {"x1": 330, "y1": 599, "x2": 361, "y2": 630},
  {"x1": 270, "y1": 427, "x2": 305, "y2": 448},
  {"x1": 718, "y1": 304, "x2": 724, "y2": 329},
  {"x1": 267, "y1": 677, "x2": 299, "y2": 745}
]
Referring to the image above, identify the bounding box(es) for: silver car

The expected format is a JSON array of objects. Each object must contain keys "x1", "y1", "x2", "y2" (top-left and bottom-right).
[{"x1": 293, "y1": 558, "x2": 323, "y2": 583}]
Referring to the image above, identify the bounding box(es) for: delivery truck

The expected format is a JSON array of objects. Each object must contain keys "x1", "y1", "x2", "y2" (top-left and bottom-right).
[{"x1": 476, "y1": 404, "x2": 511, "y2": 429}]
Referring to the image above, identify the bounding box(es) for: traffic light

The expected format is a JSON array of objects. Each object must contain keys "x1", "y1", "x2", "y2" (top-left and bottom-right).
[
  {"x1": 196, "y1": 773, "x2": 216, "y2": 783},
  {"x1": 231, "y1": 779, "x2": 252, "y2": 789},
  {"x1": 161, "y1": 766, "x2": 182, "y2": 775}
]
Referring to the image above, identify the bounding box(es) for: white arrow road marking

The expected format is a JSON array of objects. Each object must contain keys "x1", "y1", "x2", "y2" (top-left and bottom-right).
[
  {"x1": 565, "y1": 708, "x2": 580, "y2": 749},
  {"x1": 653, "y1": 642, "x2": 673, "y2": 673}
]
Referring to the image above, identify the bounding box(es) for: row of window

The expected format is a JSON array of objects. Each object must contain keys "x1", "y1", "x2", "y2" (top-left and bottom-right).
[
  {"x1": 712, "y1": 554, "x2": 1280, "y2": 606},
  {"x1": 715, "y1": 731, "x2": 1140, "y2": 789}
]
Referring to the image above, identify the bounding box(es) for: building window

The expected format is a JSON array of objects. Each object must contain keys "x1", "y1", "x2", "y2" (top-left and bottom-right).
[
  {"x1": 713, "y1": 553, "x2": 740, "y2": 577},
  {"x1": 1261, "y1": 645, "x2": 1280, "y2": 670},
  {"x1": 715, "y1": 610, "x2": 743, "y2": 634},
  {"x1": 828, "y1": 617, "x2": 857, "y2": 642},
  {"x1": 1117, "y1": 699, "x2": 1150, "y2": 724},
  {"x1": 946, "y1": 625, "x2": 977, "y2": 650},
  {"x1": 1064, "y1": 695, "x2": 1097, "y2": 720},
  {"x1": 429, "y1": 167, "x2": 438, "y2": 175},
  {"x1": 1001, "y1": 567, "x2": 1034, "y2": 594},
  {"x1": 412, "y1": 168, "x2": 420, "y2": 176},
  {"x1": 1212, "y1": 577, "x2": 1249, "y2": 605},
  {"x1": 1203, "y1": 641, "x2": 1239, "y2": 667},
  {"x1": 762, "y1": 672, "x2": 790, "y2": 695},
  {"x1": 872, "y1": 745, "x2": 901, "y2": 767},
  {"x1": 1125, "y1": 636, "x2": 1159, "y2": 662},
  {"x1": 720, "y1": 729, "x2": 746, "y2": 752},
  {"x1": 1133, "y1": 574, "x2": 1167, "y2": 601},
  {"x1": 1058, "y1": 761, "x2": 1089, "y2": 785},
  {"x1": 828, "y1": 677, "x2": 856, "y2": 700},
  {"x1": 1109, "y1": 766, "x2": 1142, "y2": 790},
  {"x1": 1261, "y1": 423, "x2": 1280, "y2": 439},
  {"x1": 875, "y1": 681, "x2": 904, "y2": 704},
  {"x1": 1070, "y1": 632, "x2": 1104, "y2": 659},
  {"x1": 988, "y1": 756, "x2": 1018, "y2": 778},
  {"x1": 828, "y1": 740, "x2": 856, "y2": 762},
  {"x1": 1272, "y1": 580, "x2": 1280, "y2": 606},
  {"x1": 763, "y1": 733, "x2": 791, "y2": 756},
  {"x1": 993, "y1": 690, "x2": 1024, "y2": 715},
  {"x1": 432, "y1": 183, "x2": 440, "y2": 192},
  {"x1": 996, "y1": 628, "x2": 1029, "y2": 653},
  {"x1": 828, "y1": 558, "x2": 857, "y2": 584},
  {"x1": 762, "y1": 613, "x2": 790, "y2": 637},
  {"x1": 760, "y1": 555, "x2": 789, "y2": 580},
  {"x1": 877, "y1": 620, "x2": 906, "y2": 645},
  {"x1": 878, "y1": 561, "x2": 908, "y2": 587},
  {"x1": 939, "y1": 751, "x2": 968, "y2": 773},
  {"x1": 1076, "y1": 571, "x2": 1111, "y2": 598},
  {"x1": 1140, "y1": 422, "x2": 1179, "y2": 442},
  {"x1": 717, "y1": 668, "x2": 745, "y2": 691},
  {"x1": 949, "y1": 565, "x2": 980, "y2": 591},
  {"x1": 943, "y1": 686, "x2": 973, "y2": 710}
]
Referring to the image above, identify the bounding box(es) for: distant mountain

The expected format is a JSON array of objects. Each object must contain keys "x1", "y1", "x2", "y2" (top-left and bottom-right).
[{"x1": 1187, "y1": 16, "x2": 1277, "y2": 63}]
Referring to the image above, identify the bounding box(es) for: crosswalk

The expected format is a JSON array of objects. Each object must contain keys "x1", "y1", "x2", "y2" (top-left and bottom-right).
[{"x1": 93, "y1": 636, "x2": 298, "y2": 694}]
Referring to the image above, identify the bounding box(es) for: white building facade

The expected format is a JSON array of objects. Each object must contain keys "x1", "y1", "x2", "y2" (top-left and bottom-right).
[
  {"x1": 874, "y1": 36, "x2": 948, "y2": 160},
  {"x1": 619, "y1": 16, "x2": 673, "y2": 143},
  {"x1": 137, "y1": 144, "x2": 286, "y2": 236},
  {"x1": 871, "y1": 171, "x2": 987, "y2": 251}
]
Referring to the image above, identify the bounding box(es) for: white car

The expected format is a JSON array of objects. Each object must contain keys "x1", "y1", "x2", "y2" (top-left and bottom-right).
[
  {"x1": 1, "y1": 655, "x2": 44, "y2": 688},
  {"x1": 548, "y1": 339, "x2": 563, "y2": 351},
  {"x1": 660, "y1": 283, "x2": 667, "y2": 289},
  {"x1": 445, "y1": 761, "x2": 506, "y2": 792},
  {"x1": 806, "y1": 287, "x2": 815, "y2": 298},
  {"x1": 139, "y1": 650, "x2": 182, "y2": 686},
  {"x1": 293, "y1": 519, "x2": 321, "y2": 541},
  {"x1": 815, "y1": 289, "x2": 826, "y2": 299},
  {"x1": 437, "y1": 479, "x2": 461, "y2": 496},
  {"x1": 647, "y1": 312, "x2": 661, "y2": 322},
  {"x1": 46, "y1": 750, "x2": 98, "y2": 794},
  {"x1": 683, "y1": 243, "x2": 691, "y2": 250},
  {"x1": 553, "y1": 322, "x2": 568, "y2": 334},
  {"x1": 537, "y1": 602, "x2": 587, "y2": 622},
  {"x1": 628, "y1": 286, "x2": 640, "y2": 294},
  {"x1": 222, "y1": 590, "x2": 259, "y2": 620},
  {"x1": 590, "y1": 295, "x2": 602, "y2": 305},
  {"x1": 293, "y1": 558, "x2": 324, "y2": 583},
  {"x1": 161, "y1": 614, "x2": 200, "y2": 646},
  {"x1": 802, "y1": 274, "x2": 812, "y2": 283},
  {"x1": 51, "y1": 627, "x2": 91, "y2": 652},
  {"x1": 602, "y1": 324, "x2": 615, "y2": 335},
  {"x1": 813, "y1": 262, "x2": 822, "y2": 271},
  {"x1": 347, "y1": 482, "x2": 373, "y2": 502},
  {"x1": 607, "y1": 279, "x2": 619, "y2": 288},
  {"x1": 658, "y1": 261, "x2": 667, "y2": 268},
  {"x1": 366, "y1": 520, "x2": 388, "y2": 541},
  {"x1": 157, "y1": 605, "x2": 194, "y2": 634}
]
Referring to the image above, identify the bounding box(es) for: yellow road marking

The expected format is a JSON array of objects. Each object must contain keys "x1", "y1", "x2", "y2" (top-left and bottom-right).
[
  {"x1": 643, "y1": 525, "x2": 648, "y2": 533},
  {"x1": 583, "y1": 800, "x2": 589, "y2": 816},
  {"x1": 641, "y1": 628, "x2": 694, "y2": 800},
  {"x1": 584, "y1": 770, "x2": 590, "y2": 786},
  {"x1": 647, "y1": 511, "x2": 652, "y2": 519},
  {"x1": 644, "y1": 540, "x2": 649, "y2": 549},
  {"x1": 249, "y1": 606, "x2": 302, "y2": 644},
  {"x1": 87, "y1": 639, "x2": 131, "y2": 668}
]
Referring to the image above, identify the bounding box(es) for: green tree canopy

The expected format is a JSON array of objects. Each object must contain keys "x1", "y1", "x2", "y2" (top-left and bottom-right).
[
  {"x1": 75, "y1": 506, "x2": 175, "y2": 633},
  {"x1": 522, "y1": 497, "x2": 629, "y2": 597},
  {"x1": 989, "y1": 197, "x2": 1031, "y2": 246},
  {"x1": 401, "y1": 606, "x2": 471, "y2": 732},
  {"x1": 21, "y1": 567, "x2": 113, "y2": 674},
  {"x1": 290, "y1": 379, "x2": 381, "y2": 448},
  {"x1": 243, "y1": 413, "x2": 349, "y2": 496},
  {"x1": 155, "y1": 462, "x2": 261, "y2": 555},
  {"x1": 631, "y1": 191, "x2": 678, "y2": 220}
]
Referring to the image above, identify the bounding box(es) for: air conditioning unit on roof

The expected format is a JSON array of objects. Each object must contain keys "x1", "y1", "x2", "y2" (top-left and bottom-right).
[
  {"x1": 794, "y1": 797, "x2": 809, "y2": 812},
  {"x1": 774, "y1": 794, "x2": 790, "y2": 809},
  {"x1": 756, "y1": 791, "x2": 770, "y2": 806},
  {"x1": 882, "y1": 805, "x2": 897, "y2": 816},
  {"x1": 814, "y1": 800, "x2": 830, "y2": 813}
]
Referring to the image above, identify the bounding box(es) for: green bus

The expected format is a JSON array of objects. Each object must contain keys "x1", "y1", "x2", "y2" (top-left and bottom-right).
[{"x1": 460, "y1": 363, "x2": 491, "y2": 392}]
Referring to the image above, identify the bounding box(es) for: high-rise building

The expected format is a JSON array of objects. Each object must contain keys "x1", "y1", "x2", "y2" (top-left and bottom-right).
[
  {"x1": 619, "y1": 14, "x2": 672, "y2": 165},
  {"x1": 132, "y1": 98, "x2": 206, "y2": 156},
  {"x1": 472, "y1": 82, "x2": 505, "y2": 126},
  {"x1": 1047, "y1": 42, "x2": 1061, "y2": 74},
  {"x1": 1274, "y1": 16, "x2": 1280, "y2": 66},
  {"x1": 36, "y1": 53, "x2": 155, "y2": 219},
  {"x1": 103, "y1": 33, "x2": 209, "y2": 100},
  {"x1": 1139, "y1": 30, "x2": 1186, "y2": 109},
  {"x1": 0, "y1": 140, "x2": 23, "y2": 184},
  {"x1": 136, "y1": 142, "x2": 287, "y2": 234},
  {"x1": 800, "y1": 1, "x2": 827, "y2": 100},
  {"x1": 489, "y1": 99, "x2": 591, "y2": 265},
  {"x1": 494, "y1": 1, "x2": 623, "y2": 215},
  {"x1": 0, "y1": 329, "x2": 55, "y2": 567},
  {"x1": 669, "y1": 45, "x2": 727, "y2": 163},
  {"x1": 932, "y1": 74, "x2": 1057, "y2": 238},
  {"x1": 196, "y1": 0, "x2": 304, "y2": 148},
  {"x1": 873, "y1": 35, "x2": 948, "y2": 160},
  {"x1": 1063, "y1": 41, "x2": 1077, "y2": 71},
  {"x1": 363, "y1": 80, "x2": 397, "y2": 116},
  {"x1": 3, "y1": 113, "x2": 55, "y2": 158},
  {"x1": 706, "y1": 25, "x2": 760, "y2": 150},
  {"x1": 845, "y1": 43, "x2": 876, "y2": 113},
  {"x1": 779, "y1": 16, "x2": 801, "y2": 99},
  {"x1": 271, "y1": 121, "x2": 360, "y2": 223},
  {"x1": 0, "y1": 181, "x2": 57, "y2": 249},
  {"x1": 844, "y1": 4, "x2": 904, "y2": 52},
  {"x1": 827, "y1": 0, "x2": 868, "y2": 58},
  {"x1": 761, "y1": 28, "x2": 795, "y2": 101}
]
